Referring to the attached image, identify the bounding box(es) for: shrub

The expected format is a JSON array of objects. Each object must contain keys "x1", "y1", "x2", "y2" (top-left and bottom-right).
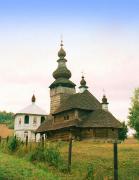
[
  {"x1": 29, "y1": 146, "x2": 45, "y2": 162},
  {"x1": 44, "y1": 146, "x2": 61, "y2": 167},
  {"x1": 7, "y1": 136, "x2": 21, "y2": 152},
  {"x1": 28, "y1": 143, "x2": 68, "y2": 172}
]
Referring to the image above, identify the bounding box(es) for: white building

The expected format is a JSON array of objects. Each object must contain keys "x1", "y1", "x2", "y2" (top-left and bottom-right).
[{"x1": 14, "y1": 94, "x2": 47, "y2": 142}]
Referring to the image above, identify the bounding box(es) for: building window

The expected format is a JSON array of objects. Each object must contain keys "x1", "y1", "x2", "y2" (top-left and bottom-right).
[
  {"x1": 19, "y1": 118, "x2": 21, "y2": 125},
  {"x1": 64, "y1": 115, "x2": 69, "y2": 120},
  {"x1": 24, "y1": 115, "x2": 29, "y2": 124},
  {"x1": 33, "y1": 117, "x2": 37, "y2": 124},
  {"x1": 41, "y1": 116, "x2": 45, "y2": 124}
]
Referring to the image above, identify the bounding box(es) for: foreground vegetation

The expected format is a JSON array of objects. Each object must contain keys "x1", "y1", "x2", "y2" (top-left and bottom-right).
[
  {"x1": 0, "y1": 138, "x2": 139, "y2": 180},
  {"x1": 0, "y1": 151, "x2": 59, "y2": 180}
]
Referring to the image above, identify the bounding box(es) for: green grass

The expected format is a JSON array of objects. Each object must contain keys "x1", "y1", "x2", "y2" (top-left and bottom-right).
[
  {"x1": 0, "y1": 151, "x2": 59, "y2": 180},
  {"x1": 0, "y1": 138, "x2": 139, "y2": 180},
  {"x1": 57, "y1": 138, "x2": 139, "y2": 180}
]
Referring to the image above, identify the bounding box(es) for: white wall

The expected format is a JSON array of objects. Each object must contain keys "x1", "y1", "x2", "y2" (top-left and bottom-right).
[{"x1": 14, "y1": 114, "x2": 45, "y2": 142}]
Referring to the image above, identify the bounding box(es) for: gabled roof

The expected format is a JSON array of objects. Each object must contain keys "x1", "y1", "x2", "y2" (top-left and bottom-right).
[
  {"x1": 37, "y1": 117, "x2": 78, "y2": 133},
  {"x1": 16, "y1": 103, "x2": 47, "y2": 116},
  {"x1": 78, "y1": 109, "x2": 122, "y2": 128},
  {"x1": 53, "y1": 90, "x2": 101, "y2": 114},
  {"x1": 36, "y1": 109, "x2": 121, "y2": 133}
]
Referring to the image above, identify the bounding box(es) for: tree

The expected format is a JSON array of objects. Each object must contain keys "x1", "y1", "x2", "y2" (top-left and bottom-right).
[
  {"x1": 0, "y1": 111, "x2": 14, "y2": 129},
  {"x1": 128, "y1": 88, "x2": 139, "y2": 138},
  {"x1": 118, "y1": 121, "x2": 128, "y2": 141}
]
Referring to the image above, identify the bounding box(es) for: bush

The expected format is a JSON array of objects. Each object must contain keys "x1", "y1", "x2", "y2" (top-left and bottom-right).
[
  {"x1": 28, "y1": 143, "x2": 68, "y2": 172},
  {"x1": 45, "y1": 146, "x2": 61, "y2": 167},
  {"x1": 29, "y1": 146, "x2": 45, "y2": 162},
  {"x1": 7, "y1": 137, "x2": 21, "y2": 152}
]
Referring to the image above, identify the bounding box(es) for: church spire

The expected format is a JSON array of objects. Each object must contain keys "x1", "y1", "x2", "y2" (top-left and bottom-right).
[
  {"x1": 102, "y1": 94, "x2": 109, "y2": 111},
  {"x1": 52, "y1": 41, "x2": 71, "y2": 80},
  {"x1": 79, "y1": 75, "x2": 88, "y2": 93},
  {"x1": 58, "y1": 40, "x2": 66, "y2": 58},
  {"x1": 32, "y1": 94, "x2": 36, "y2": 103},
  {"x1": 50, "y1": 41, "x2": 75, "y2": 88},
  {"x1": 49, "y1": 40, "x2": 76, "y2": 114}
]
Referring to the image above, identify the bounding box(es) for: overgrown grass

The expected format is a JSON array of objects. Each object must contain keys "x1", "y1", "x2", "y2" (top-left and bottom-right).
[
  {"x1": 57, "y1": 138, "x2": 139, "y2": 180},
  {"x1": 0, "y1": 138, "x2": 139, "y2": 180},
  {"x1": 0, "y1": 151, "x2": 59, "y2": 180}
]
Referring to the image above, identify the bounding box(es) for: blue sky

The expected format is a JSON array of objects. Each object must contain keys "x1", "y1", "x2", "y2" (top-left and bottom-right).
[
  {"x1": 0, "y1": 0, "x2": 139, "y2": 25},
  {"x1": 0, "y1": 0, "x2": 139, "y2": 125}
]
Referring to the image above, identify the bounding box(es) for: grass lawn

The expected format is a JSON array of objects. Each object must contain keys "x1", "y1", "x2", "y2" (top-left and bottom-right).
[{"x1": 0, "y1": 151, "x2": 59, "y2": 180}]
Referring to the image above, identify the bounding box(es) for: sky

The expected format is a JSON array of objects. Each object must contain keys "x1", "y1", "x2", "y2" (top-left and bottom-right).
[{"x1": 0, "y1": 0, "x2": 139, "y2": 124}]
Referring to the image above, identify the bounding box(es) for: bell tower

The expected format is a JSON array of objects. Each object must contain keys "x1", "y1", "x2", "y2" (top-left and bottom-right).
[{"x1": 49, "y1": 41, "x2": 76, "y2": 114}]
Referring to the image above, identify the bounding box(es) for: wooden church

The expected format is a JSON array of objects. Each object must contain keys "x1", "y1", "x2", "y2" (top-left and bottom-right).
[{"x1": 36, "y1": 41, "x2": 122, "y2": 141}]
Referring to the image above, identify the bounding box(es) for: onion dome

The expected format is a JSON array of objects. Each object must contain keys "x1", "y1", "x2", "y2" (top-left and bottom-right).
[
  {"x1": 32, "y1": 94, "x2": 36, "y2": 103},
  {"x1": 52, "y1": 41, "x2": 72, "y2": 80},
  {"x1": 50, "y1": 40, "x2": 76, "y2": 89},
  {"x1": 58, "y1": 41, "x2": 66, "y2": 58},
  {"x1": 53, "y1": 67, "x2": 71, "y2": 79},
  {"x1": 79, "y1": 76, "x2": 88, "y2": 93},
  {"x1": 102, "y1": 95, "x2": 108, "y2": 104},
  {"x1": 80, "y1": 76, "x2": 86, "y2": 86}
]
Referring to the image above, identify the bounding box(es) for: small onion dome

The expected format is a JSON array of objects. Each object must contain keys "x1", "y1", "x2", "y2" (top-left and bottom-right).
[
  {"x1": 80, "y1": 76, "x2": 86, "y2": 86},
  {"x1": 58, "y1": 41, "x2": 66, "y2": 58},
  {"x1": 32, "y1": 94, "x2": 36, "y2": 103},
  {"x1": 102, "y1": 95, "x2": 108, "y2": 104},
  {"x1": 53, "y1": 67, "x2": 71, "y2": 79},
  {"x1": 79, "y1": 76, "x2": 88, "y2": 93}
]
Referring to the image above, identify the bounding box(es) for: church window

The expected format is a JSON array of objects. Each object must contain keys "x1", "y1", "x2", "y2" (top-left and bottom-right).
[
  {"x1": 41, "y1": 116, "x2": 45, "y2": 124},
  {"x1": 24, "y1": 115, "x2": 29, "y2": 124}
]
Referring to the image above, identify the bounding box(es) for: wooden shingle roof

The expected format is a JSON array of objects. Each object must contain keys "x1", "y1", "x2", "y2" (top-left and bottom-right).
[
  {"x1": 78, "y1": 110, "x2": 122, "y2": 128},
  {"x1": 36, "y1": 90, "x2": 122, "y2": 133},
  {"x1": 53, "y1": 90, "x2": 101, "y2": 114}
]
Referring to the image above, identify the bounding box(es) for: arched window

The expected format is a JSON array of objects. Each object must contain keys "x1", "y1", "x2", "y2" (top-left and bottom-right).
[
  {"x1": 24, "y1": 115, "x2": 29, "y2": 124},
  {"x1": 41, "y1": 116, "x2": 45, "y2": 124}
]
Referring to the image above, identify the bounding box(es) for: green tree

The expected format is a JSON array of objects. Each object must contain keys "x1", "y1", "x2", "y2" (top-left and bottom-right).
[
  {"x1": 0, "y1": 111, "x2": 14, "y2": 129},
  {"x1": 118, "y1": 121, "x2": 128, "y2": 141},
  {"x1": 128, "y1": 88, "x2": 139, "y2": 138}
]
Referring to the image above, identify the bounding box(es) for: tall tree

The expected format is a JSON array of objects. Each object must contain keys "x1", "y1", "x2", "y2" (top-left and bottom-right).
[{"x1": 128, "y1": 88, "x2": 139, "y2": 138}]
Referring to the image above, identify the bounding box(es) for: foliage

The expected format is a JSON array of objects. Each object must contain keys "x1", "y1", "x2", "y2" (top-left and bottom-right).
[
  {"x1": 118, "y1": 121, "x2": 128, "y2": 141},
  {"x1": 0, "y1": 111, "x2": 14, "y2": 129},
  {"x1": 28, "y1": 143, "x2": 68, "y2": 172},
  {"x1": 85, "y1": 163, "x2": 94, "y2": 180},
  {"x1": 0, "y1": 139, "x2": 139, "y2": 179},
  {"x1": 128, "y1": 88, "x2": 139, "y2": 138},
  {"x1": 29, "y1": 146, "x2": 45, "y2": 162},
  {"x1": 7, "y1": 136, "x2": 21, "y2": 152},
  {"x1": 0, "y1": 151, "x2": 58, "y2": 180}
]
